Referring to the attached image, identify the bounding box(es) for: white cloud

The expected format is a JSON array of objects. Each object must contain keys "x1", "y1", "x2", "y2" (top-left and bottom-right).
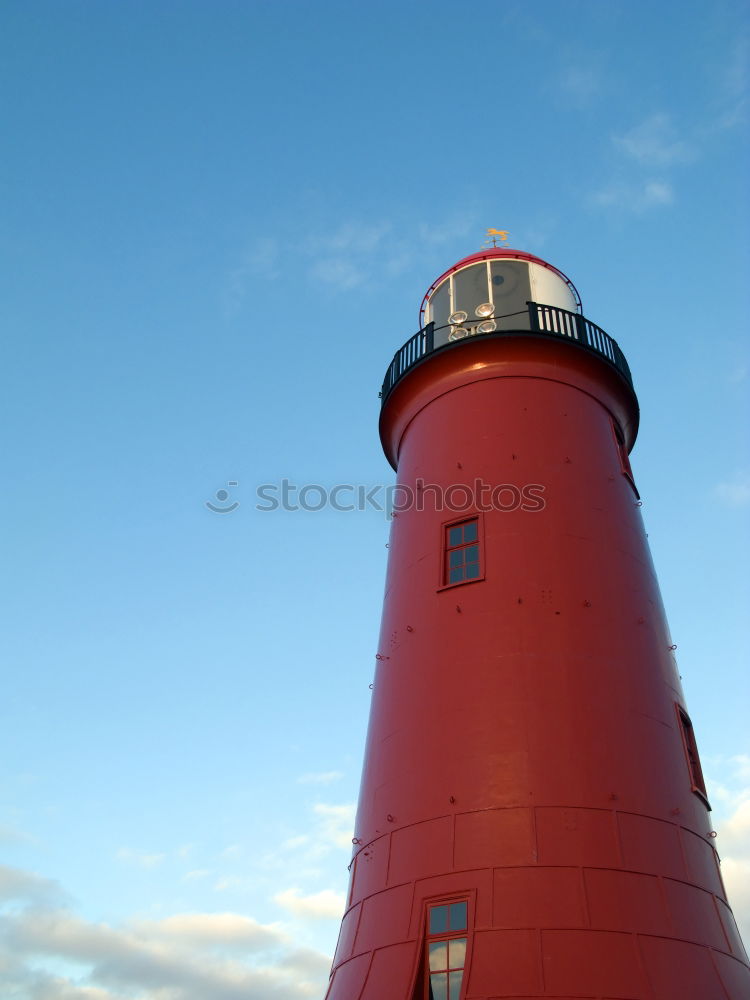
[
  {"x1": 222, "y1": 238, "x2": 282, "y2": 318},
  {"x1": 557, "y1": 64, "x2": 603, "y2": 108},
  {"x1": 309, "y1": 257, "x2": 365, "y2": 289},
  {"x1": 0, "y1": 866, "x2": 331, "y2": 1000},
  {"x1": 182, "y1": 869, "x2": 211, "y2": 882},
  {"x1": 115, "y1": 848, "x2": 166, "y2": 870},
  {"x1": 311, "y1": 803, "x2": 356, "y2": 851},
  {"x1": 714, "y1": 472, "x2": 750, "y2": 507},
  {"x1": 274, "y1": 888, "x2": 345, "y2": 921},
  {"x1": 716, "y1": 799, "x2": 750, "y2": 945},
  {"x1": 0, "y1": 865, "x2": 65, "y2": 905},
  {"x1": 707, "y1": 755, "x2": 750, "y2": 944},
  {"x1": 590, "y1": 178, "x2": 674, "y2": 212},
  {"x1": 0, "y1": 822, "x2": 35, "y2": 846},
  {"x1": 417, "y1": 212, "x2": 477, "y2": 248},
  {"x1": 613, "y1": 113, "x2": 693, "y2": 166},
  {"x1": 297, "y1": 771, "x2": 343, "y2": 786}
]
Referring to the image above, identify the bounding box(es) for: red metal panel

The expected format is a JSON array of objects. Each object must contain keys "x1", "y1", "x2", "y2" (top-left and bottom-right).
[
  {"x1": 353, "y1": 883, "x2": 413, "y2": 955},
  {"x1": 350, "y1": 833, "x2": 389, "y2": 905},
  {"x1": 492, "y1": 867, "x2": 586, "y2": 928},
  {"x1": 387, "y1": 817, "x2": 454, "y2": 886},
  {"x1": 583, "y1": 868, "x2": 671, "y2": 935},
  {"x1": 638, "y1": 936, "x2": 729, "y2": 999},
  {"x1": 453, "y1": 808, "x2": 535, "y2": 870},
  {"x1": 324, "y1": 952, "x2": 370, "y2": 1000},
  {"x1": 663, "y1": 878, "x2": 730, "y2": 950},
  {"x1": 331, "y1": 901, "x2": 360, "y2": 966},
  {"x1": 712, "y1": 952, "x2": 750, "y2": 998},
  {"x1": 717, "y1": 898, "x2": 750, "y2": 961},
  {"x1": 681, "y1": 826, "x2": 726, "y2": 896},
  {"x1": 541, "y1": 929, "x2": 645, "y2": 996},
  {"x1": 617, "y1": 813, "x2": 688, "y2": 880},
  {"x1": 360, "y1": 943, "x2": 418, "y2": 1000},
  {"x1": 536, "y1": 806, "x2": 621, "y2": 867},
  {"x1": 467, "y1": 929, "x2": 541, "y2": 996}
]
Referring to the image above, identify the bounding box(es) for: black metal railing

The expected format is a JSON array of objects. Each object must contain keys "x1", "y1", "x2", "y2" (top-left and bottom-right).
[{"x1": 380, "y1": 302, "x2": 633, "y2": 404}]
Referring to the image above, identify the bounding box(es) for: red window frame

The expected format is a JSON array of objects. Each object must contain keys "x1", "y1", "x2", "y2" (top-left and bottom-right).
[
  {"x1": 440, "y1": 516, "x2": 483, "y2": 589},
  {"x1": 676, "y1": 704, "x2": 710, "y2": 808},
  {"x1": 611, "y1": 419, "x2": 639, "y2": 498}
]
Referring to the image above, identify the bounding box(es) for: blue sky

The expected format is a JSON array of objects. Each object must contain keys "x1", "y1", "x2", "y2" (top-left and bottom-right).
[{"x1": 1, "y1": 1, "x2": 748, "y2": 997}]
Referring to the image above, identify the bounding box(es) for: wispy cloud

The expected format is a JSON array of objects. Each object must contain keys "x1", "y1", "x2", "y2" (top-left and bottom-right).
[
  {"x1": 590, "y1": 178, "x2": 674, "y2": 213},
  {"x1": 221, "y1": 238, "x2": 282, "y2": 318},
  {"x1": 556, "y1": 63, "x2": 604, "y2": 109},
  {"x1": 713, "y1": 472, "x2": 750, "y2": 508},
  {"x1": 115, "y1": 848, "x2": 166, "y2": 870},
  {"x1": 0, "y1": 822, "x2": 35, "y2": 846},
  {"x1": 311, "y1": 803, "x2": 356, "y2": 852},
  {"x1": 591, "y1": 112, "x2": 698, "y2": 214},
  {"x1": 274, "y1": 887, "x2": 345, "y2": 920},
  {"x1": 0, "y1": 865, "x2": 331, "y2": 1000},
  {"x1": 613, "y1": 113, "x2": 694, "y2": 166},
  {"x1": 714, "y1": 35, "x2": 749, "y2": 130},
  {"x1": 297, "y1": 771, "x2": 343, "y2": 786},
  {"x1": 182, "y1": 869, "x2": 212, "y2": 882}
]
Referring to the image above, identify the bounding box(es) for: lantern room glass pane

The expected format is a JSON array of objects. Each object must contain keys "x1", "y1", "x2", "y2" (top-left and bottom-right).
[
  {"x1": 449, "y1": 970, "x2": 464, "y2": 996},
  {"x1": 428, "y1": 279, "x2": 451, "y2": 333},
  {"x1": 453, "y1": 264, "x2": 489, "y2": 328},
  {"x1": 489, "y1": 259, "x2": 532, "y2": 328}
]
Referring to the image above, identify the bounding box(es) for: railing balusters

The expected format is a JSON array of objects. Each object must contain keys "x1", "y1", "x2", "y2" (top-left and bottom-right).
[{"x1": 381, "y1": 303, "x2": 632, "y2": 403}]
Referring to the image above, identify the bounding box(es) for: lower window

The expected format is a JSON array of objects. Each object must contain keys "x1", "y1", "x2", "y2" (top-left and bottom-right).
[{"x1": 425, "y1": 901, "x2": 468, "y2": 999}]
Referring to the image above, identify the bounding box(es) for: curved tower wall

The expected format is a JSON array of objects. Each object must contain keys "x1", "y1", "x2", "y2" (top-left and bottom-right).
[{"x1": 326, "y1": 250, "x2": 749, "y2": 1000}]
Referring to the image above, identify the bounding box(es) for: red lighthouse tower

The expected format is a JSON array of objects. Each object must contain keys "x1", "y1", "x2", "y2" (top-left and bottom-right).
[{"x1": 326, "y1": 247, "x2": 749, "y2": 999}]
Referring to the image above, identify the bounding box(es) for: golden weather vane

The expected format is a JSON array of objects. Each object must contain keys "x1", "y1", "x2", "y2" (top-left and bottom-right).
[{"x1": 483, "y1": 228, "x2": 510, "y2": 248}]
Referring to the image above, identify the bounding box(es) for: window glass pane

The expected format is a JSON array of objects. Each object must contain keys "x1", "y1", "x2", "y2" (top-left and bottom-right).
[
  {"x1": 430, "y1": 973, "x2": 448, "y2": 1000},
  {"x1": 429, "y1": 905, "x2": 448, "y2": 934},
  {"x1": 448, "y1": 938, "x2": 466, "y2": 968},
  {"x1": 449, "y1": 567, "x2": 464, "y2": 584},
  {"x1": 448, "y1": 526, "x2": 462, "y2": 547},
  {"x1": 429, "y1": 941, "x2": 448, "y2": 971},
  {"x1": 449, "y1": 549, "x2": 464, "y2": 568},
  {"x1": 464, "y1": 544, "x2": 479, "y2": 563},
  {"x1": 465, "y1": 563, "x2": 480, "y2": 580},
  {"x1": 448, "y1": 970, "x2": 464, "y2": 997},
  {"x1": 449, "y1": 901, "x2": 468, "y2": 930},
  {"x1": 462, "y1": 521, "x2": 478, "y2": 543}
]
